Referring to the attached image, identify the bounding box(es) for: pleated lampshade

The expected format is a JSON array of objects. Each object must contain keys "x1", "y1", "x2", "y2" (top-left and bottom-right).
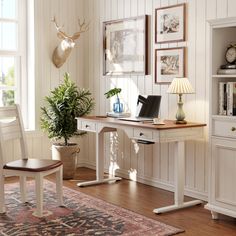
[{"x1": 167, "y1": 77, "x2": 194, "y2": 94}]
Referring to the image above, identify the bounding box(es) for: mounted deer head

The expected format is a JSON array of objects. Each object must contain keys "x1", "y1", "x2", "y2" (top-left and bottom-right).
[{"x1": 52, "y1": 17, "x2": 89, "y2": 68}]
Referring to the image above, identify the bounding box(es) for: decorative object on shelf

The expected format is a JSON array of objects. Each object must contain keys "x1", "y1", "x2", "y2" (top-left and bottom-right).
[
  {"x1": 155, "y1": 47, "x2": 185, "y2": 84},
  {"x1": 52, "y1": 17, "x2": 89, "y2": 68},
  {"x1": 167, "y1": 77, "x2": 194, "y2": 124},
  {"x1": 41, "y1": 72, "x2": 95, "y2": 179},
  {"x1": 104, "y1": 87, "x2": 123, "y2": 113},
  {"x1": 155, "y1": 3, "x2": 185, "y2": 43},
  {"x1": 217, "y1": 68, "x2": 236, "y2": 74},
  {"x1": 218, "y1": 43, "x2": 236, "y2": 74},
  {"x1": 225, "y1": 43, "x2": 236, "y2": 64},
  {"x1": 220, "y1": 64, "x2": 236, "y2": 69},
  {"x1": 103, "y1": 15, "x2": 147, "y2": 75}
]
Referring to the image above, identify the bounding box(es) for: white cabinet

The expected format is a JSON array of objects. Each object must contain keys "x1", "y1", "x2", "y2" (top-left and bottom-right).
[
  {"x1": 205, "y1": 137, "x2": 236, "y2": 219},
  {"x1": 205, "y1": 18, "x2": 236, "y2": 219}
]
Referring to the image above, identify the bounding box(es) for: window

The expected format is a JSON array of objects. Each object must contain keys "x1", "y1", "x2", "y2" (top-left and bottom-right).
[
  {"x1": 0, "y1": 0, "x2": 19, "y2": 106},
  {"x1": 0, "y1": 0, "x2": 29, "y2": 127}
]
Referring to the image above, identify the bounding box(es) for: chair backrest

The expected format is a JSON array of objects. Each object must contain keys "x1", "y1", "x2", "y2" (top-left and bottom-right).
[{"x1": 0, "y1": 104, "x2": 28, "y2": 167}]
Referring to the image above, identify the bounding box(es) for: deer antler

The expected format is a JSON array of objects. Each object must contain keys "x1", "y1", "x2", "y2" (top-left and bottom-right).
[
  {"x1": 71, "y1": 19, "x2": 89, "y2": 40},
  {"x1": 52, "y1": 16, "x2": 70, "y2": 39},
  {"x1": 78, "y1": 19, "x2": 90, "y2": 32}
]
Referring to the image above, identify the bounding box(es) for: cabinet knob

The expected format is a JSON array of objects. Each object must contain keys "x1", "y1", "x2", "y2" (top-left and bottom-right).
[
  {"x1": 139, "y1": 132, "x2": 144, "y2": 136},
  {"x1": 85, "y1": 124, "x2": 90, "y2": 128},
  {"x1": 231, "y1": 127, "x2": 236, "y2": 131}
]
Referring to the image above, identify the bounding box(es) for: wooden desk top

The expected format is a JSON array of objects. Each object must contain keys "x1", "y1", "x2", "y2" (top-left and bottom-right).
[{"x1": 76, "y1": 116, "x2": 206, "y2": 130}]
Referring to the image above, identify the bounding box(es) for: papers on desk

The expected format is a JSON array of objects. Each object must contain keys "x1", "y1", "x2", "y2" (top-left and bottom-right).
[{"x1": 106, "y1": 112, "x2": 131, "y2": 118}]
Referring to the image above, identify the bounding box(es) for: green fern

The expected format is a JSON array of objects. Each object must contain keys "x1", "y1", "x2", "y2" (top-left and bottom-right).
[{"x1": 41, "y1": 72, "x2": 95, "y2": 145}]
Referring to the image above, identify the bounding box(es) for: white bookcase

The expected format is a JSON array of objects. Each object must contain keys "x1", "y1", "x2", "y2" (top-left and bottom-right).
[{"x1": 205, "y1": 18, "x2": 236, "y2": 219}]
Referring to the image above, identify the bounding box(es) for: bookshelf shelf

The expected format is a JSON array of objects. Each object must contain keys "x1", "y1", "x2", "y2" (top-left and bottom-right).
[
  {"x1": 212, "y1": 114, "x2": 236, "y2": 120},
  {"x1": 212, "y1": 74, "x2": 236, "y2": 78}
]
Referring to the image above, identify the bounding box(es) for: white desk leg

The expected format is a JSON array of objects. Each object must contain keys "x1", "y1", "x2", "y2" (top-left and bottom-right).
[
  {"x1": 78, "y1": 130, "x2": 121, "y2": 187},
  {"x1": 153, "y1": 141, "x2": 202, "y2": 214}
]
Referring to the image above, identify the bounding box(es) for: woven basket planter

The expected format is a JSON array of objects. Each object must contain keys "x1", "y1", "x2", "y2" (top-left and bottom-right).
[{"x1": 52, "y1": 143, "x2": 80, "y2": 180}]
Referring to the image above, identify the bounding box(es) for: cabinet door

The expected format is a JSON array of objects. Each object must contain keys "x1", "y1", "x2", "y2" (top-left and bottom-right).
[{"x1": 211, "y1": 138, "x2": 236, "y2": 212}]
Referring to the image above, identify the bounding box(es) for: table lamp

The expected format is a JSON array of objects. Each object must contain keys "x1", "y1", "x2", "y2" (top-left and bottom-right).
[{"x1": 167, "y1": 77, "x2": 194, "y2": 124}]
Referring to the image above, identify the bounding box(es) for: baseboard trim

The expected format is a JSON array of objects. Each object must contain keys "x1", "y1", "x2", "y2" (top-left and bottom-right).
[
  {"x1": 77, "y1": 161, "x2": 208, "y2": 201},
  {"x1": 205, "y1": 204, "x2": 236, "y2": 218}
]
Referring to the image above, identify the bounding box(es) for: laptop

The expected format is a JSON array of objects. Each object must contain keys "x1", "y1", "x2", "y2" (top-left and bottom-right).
[{"x1": 118, "y1": 95, "x2": 161, "y2": 122}]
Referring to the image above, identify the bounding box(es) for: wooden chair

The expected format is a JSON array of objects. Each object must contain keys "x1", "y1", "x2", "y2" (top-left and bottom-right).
[{"x1": 0, "y1": 104, "x2": 63, "y2": 217}]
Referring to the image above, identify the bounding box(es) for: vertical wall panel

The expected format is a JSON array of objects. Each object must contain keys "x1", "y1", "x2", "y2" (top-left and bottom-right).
[
  {"x1": 195, "y1": 0, "x2": 207, "y2": 191},
  {"x1": 216, "y1": 0, "x2": 228, "y2": 19},
  {"x1": 227, "y1": 0, "x2": 236, "y2": 18},
  {"x1": 185, "y1": 0, "x2": 196, "y2": 188},
  {"x1": 206, "y1": 0, "x2": 217, "y2": 20}
]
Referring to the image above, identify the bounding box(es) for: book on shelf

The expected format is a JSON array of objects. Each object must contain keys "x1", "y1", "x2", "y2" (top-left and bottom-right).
[
  {"x1": 227, "y1": 82, "x2": 234, "y2": 116},
  {"x1": 219, "y1": 82, "x2": 227, "y2": 115},
  {"x1": 218, "y1": 69, "x2": 236, "y2": 75},
  {"x1": 219, "y1": 81, "x2": 236, "y2": 116}
]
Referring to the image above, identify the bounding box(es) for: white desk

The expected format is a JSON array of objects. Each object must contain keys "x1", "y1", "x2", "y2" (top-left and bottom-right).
[{"x1": 76, "y1": 116, "x2": 206, "y2": 214}]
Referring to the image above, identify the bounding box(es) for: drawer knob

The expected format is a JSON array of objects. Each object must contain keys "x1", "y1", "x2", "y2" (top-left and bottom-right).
[
  {"x1": 231, "y1": 127, "x2": 236, "y2": 131},
  {"x1": 139, "y1": 132, "x2": 144, "y2": 136},
  {"x1": 85, "y1": 124, "x2": 90, "y2": 128}
]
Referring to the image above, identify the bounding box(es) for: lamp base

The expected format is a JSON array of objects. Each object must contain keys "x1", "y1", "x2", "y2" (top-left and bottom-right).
[{"x1": 175, "y1": 120, "x2": 187, "y2": 124}]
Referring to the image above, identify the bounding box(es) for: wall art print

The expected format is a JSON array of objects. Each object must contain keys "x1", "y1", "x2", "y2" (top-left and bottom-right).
[
  {"x1": 103, "y1": 15, "x2": 147, "y2": 76},
  {"x1": 155, "y1": 47, "x2": 185, "y2": 84},
  {"x1": 155, "y1": 4, "x2": 185, "y2": 43}
]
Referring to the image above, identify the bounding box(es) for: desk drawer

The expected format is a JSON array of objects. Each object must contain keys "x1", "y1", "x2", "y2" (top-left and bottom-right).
[
  {"x1": 213, "y1": 119, "x2": 236, "y2": 138},
  {"x1": 81, "y1": 121, "x2": 96, "y2": 132},
  {"x1": 133, "y1": 128, "x2": 153, "y2": 140}
]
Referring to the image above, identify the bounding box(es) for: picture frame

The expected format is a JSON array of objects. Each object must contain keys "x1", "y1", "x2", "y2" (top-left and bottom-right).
[
  {"x1": 103, "y1": 15, "x2": 147, "y2": 76},
  {"x1": 155, "y1": 3, "x2": 185, "y2": 43},
  {"x1": 155, "y1": 47, "x2": 185, "y2": 84}
]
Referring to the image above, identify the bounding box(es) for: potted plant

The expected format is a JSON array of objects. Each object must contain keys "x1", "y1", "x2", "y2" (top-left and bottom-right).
[
  {"x1": 41, "y1": 72, "x2": 95, "y2": 179},
  {"x1": 104, "y1": 87, "x2": 123, "y2": 113}
]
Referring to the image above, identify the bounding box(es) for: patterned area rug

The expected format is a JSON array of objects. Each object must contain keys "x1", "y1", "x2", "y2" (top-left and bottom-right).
[{"x1": 0, "y1": 180, "x2": 184, "y2": 236}]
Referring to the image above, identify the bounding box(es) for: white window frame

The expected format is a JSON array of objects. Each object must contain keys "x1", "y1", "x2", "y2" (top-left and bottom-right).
[{"x1": 0, "y1": 0, "x2": 32, "y2": 129}]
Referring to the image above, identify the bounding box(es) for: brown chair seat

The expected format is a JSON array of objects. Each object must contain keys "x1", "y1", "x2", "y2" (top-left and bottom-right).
[{"x1": 3, "y1": 159, "x2": 62, "y2": 172}]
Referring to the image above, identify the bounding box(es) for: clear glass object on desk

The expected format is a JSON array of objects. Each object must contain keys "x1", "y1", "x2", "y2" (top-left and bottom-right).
[{"x1": 113, "y1": 97, "x2": 123, "y2": 113}]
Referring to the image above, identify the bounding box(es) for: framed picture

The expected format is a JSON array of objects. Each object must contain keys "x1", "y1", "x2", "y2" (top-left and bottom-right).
[
  {"x1": 103, "y1": 15, "x2": 147, "y2": 76},
  {"x1": 155, "y1": 47, "x2": 185, "y2": 84},
  {"x1": 155, "y1": 4, "x2": 185, "y2": 43}
]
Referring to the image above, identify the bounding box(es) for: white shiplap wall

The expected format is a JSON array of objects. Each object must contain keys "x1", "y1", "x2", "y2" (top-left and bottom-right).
[
  {"x1": 24, "y1": 0, "x2": 86, "y2": 161},
  {"x1": 79, "y1": 0, "x2": 236, "y2": 201}
]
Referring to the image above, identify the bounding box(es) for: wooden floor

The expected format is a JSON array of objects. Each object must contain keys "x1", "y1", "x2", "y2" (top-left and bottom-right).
[{"x1": 6, "y1": 167, "x2": 236, "y2": 236}]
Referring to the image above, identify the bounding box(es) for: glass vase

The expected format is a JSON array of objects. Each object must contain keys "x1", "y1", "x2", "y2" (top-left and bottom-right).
[{"x1": 113, "y1": 97, "x2": 123, "y2": 113}]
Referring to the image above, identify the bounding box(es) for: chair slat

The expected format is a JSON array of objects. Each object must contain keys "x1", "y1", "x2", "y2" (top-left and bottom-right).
[
  {"x1": 0, "y1": 107, "x2": 17, "y2": 118},
  {"x1": 0, "y1": 119, "x2": 22, "y2": 141}
]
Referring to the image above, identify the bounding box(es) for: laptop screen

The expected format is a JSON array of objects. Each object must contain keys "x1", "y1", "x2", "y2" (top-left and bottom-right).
[{"x1": 136, "y1": 95, "x2": 161, "y2": 118}]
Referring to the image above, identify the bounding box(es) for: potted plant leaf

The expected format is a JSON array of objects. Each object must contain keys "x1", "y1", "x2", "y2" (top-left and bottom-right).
[
  {"x1": 41, "y1": 72, "x2": 94, "y2": 179},
  {"x1": 104, "y1": 87, "x2": 123, "y2": 113}
]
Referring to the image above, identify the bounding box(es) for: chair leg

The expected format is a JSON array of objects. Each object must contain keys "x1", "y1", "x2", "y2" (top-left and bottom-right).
[
  {"x1": 0, "y1": 175, "x2": 5, "y2": 213},
  {"x1": 34, "y1": 174, "x2": 43, "y2": 217},
  {"x1": 20, "y1": 176, "x2": 27, "y2": 203},
  {"x1": 56, "y1": 166, "x2": 63, "y2": 206}
]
